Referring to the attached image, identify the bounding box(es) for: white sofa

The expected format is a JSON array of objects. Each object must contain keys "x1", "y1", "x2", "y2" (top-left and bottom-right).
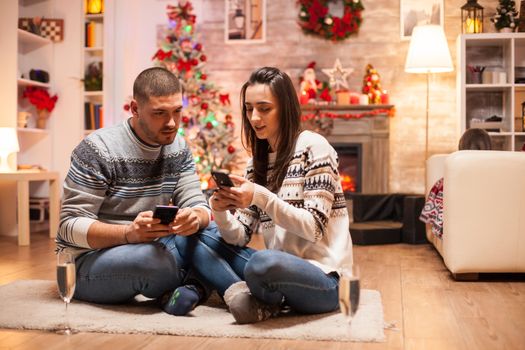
[{"x1": 426, "y1": 150, "x2": 525, "y2": 278}]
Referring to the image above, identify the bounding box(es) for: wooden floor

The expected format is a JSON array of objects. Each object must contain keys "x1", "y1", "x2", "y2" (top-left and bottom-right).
[{"x1": 0, "y1": 231, "x2": 524, "y2": 350}]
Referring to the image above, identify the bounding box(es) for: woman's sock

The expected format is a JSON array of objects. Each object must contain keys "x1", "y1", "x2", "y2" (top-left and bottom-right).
[{"x1": 161, "y1": 284, "x2": 203, "y2": 316}]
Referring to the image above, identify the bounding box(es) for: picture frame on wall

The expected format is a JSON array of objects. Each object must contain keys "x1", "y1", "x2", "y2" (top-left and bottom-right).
[
  {"x1": 225, "y1": 0, "x2": 266, "y2": 44},
  {"x1": 19, "y1": 18, "x2": 64, "y2": 42},
  {"x1": 400, "y1": 0, "x2": 444, "y2": 40}
]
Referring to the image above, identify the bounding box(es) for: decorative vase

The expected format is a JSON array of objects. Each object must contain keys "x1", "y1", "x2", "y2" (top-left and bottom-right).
[
  {"x1": 17, "y1": 111, "x2": 31, "y2": 128},
  {"x1": 500, "y1": 27, "x2": 513, "y2": 33},
  {"x1": 36, "y1": 109, "x2": 49, "y2": 129}
]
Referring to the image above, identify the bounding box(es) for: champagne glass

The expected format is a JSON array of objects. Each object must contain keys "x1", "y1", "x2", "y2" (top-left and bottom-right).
[
  {"x1": 338, "y1": 264, "x2": 360, "y2": 325},
  {"x1": 56, "y1": 251, "x2": 76, "y2": 335}
]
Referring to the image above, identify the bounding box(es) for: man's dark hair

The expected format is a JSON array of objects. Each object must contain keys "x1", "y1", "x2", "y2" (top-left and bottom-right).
[{"x1": 133, "y1": 67, "x2": 182, "y2": 103}]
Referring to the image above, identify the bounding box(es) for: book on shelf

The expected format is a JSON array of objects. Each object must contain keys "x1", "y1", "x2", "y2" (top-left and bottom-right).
[
  {"x1": 84, "y1": 102, "x2": 104, "y2": 130},
  {"x1": 85, "y1": 21, "x2": 103, "y2": 47}
]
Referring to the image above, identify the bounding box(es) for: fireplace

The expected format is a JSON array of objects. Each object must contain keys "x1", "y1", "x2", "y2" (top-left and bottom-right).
[
  {"x1": 301, "y1": 105, "x2": 392, "y2": 193},
  {"x1": 333, "y1": 143, "x2": 362, "y2": 193}
]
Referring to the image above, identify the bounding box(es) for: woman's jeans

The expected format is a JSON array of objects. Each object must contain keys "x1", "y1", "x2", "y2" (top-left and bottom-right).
[
  {"x1": 175, "y1": 222, "x2": 257, "y2": 296},
  {"x1": 179, "y1": 226, "x2": 340, "y2": 314},
  {"x1": 74, "y1": 228, "x2": 206, "y2": 304}
]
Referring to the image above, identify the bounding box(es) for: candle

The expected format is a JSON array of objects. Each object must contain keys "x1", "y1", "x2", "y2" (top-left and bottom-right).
[
  {"x1": 380, "y1": 90, "x2": 389, "y2": 104},
  {"x1": 465, "y1": 17, "x2": 481, "y2": 34},
  {"x1": 350, "y1": 93, "x2": 360, "y2": 105},
  {"x1": 299, "y1": 91, "x2": 309, "y2": 105},
  {"x1": 359, "y1": 94, "x2": 369, "y2": 105},
  {"x1": 336, "y1": 90, "x2": 350, "y2": 105}
]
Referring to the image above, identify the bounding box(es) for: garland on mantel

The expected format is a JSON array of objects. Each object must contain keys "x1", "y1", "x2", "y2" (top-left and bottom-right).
[{"x1": 301, "y1": 108, "x2": 395, "y2": 122}]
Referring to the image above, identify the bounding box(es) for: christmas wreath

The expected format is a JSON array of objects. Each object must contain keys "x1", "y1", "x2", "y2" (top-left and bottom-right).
[{"x1": 298, "y1": 0, "x2": 364, "y2": 41}]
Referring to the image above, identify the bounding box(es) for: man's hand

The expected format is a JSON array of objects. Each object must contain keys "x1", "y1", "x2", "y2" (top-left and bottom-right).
[
  {"x1": 169, "y1": 207, "x2": 205, "y2": 236},
  {"x1": 210, "y1": 174, "x2": 254, "y2": 211},
  {"x1": 124, "y1": 210, "x2": 171, "y2": 243}
]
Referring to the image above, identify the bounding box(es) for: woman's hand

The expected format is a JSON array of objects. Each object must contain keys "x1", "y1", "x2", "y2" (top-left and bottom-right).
[
  {"x1": 210, "y1": 174, "x2": 254, "y2": 211},
  {"x1": 124, "y1": 211, "x2": 170, "y2": 243},
  {"x1": 169, "y1": 207, "x2": 202, "y2": 236}
]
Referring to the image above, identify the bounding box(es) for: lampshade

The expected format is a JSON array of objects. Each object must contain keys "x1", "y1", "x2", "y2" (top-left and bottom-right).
[
  {"x1": 0, "y1": 127, "x2": 20, "y2": 154},
  {"x1": 405, "y1": 25, "x2": 454, "y2": 74},
  {"x1": 0, "y1": 127, "x2": 20, "y2": 172}
]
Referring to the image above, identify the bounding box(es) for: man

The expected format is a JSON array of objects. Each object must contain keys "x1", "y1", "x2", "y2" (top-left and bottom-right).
[{"x1": 57, "y1": 67, "x2": 211, "y2": 315}]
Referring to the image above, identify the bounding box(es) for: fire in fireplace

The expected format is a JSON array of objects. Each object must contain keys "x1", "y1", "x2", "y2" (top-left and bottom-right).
[{"x1": 333, "y1": 143, "x2": 362, "y2": 193}]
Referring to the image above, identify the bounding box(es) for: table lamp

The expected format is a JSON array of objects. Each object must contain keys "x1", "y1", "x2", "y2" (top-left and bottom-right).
[
  {"x1": 404, "y1": 24, "x2": 453, "y2": 163},
  {"x1": 0, "y1": 127, "x2": 20, "y2": 172}
]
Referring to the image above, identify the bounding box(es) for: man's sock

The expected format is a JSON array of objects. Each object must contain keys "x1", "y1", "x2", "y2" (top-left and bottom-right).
[{"x1": 161, "y1": 284, "x2": 203, "y2": 316}]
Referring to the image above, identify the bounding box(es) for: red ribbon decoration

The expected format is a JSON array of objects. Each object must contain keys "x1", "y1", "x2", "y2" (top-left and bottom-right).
[
  {"x1": 177, "y1": 59, "x2": 193, "y2": 72},
  {"x1": 152, "y1": 49, "x2": 172, "y2": 61},
  {"x1": 219, "y1": 93, "x2": 231, "y2": 106}
]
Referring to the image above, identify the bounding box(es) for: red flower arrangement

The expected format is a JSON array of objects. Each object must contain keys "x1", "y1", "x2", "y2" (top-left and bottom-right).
[
  {"x1": 297, "y1": 0, "x2": 364, "y2": 41},
  {"x1": 22, "y1": 87, "x2": 58, "y2": 113}
]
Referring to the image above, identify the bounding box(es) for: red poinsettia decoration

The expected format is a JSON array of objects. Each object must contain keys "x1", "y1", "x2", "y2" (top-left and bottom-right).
[{"x1": 23, "y1": 87, "x2": 58, "y2": 112}]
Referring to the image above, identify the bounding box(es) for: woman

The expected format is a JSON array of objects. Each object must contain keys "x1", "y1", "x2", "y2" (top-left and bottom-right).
[
  {"x1": 420, "y1": 128, "x2": 492, "y2": 238},
  {"x1": 179, "y1": 67, "x2": 353, "y2": 324}
]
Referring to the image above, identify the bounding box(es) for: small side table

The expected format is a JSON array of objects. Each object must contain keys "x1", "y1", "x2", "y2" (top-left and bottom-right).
[{"x1": 0, "y1": 170, "x2": 60, "y2": 246}]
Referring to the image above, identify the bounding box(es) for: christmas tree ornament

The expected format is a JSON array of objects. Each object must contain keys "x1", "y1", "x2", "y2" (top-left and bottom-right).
[{"x1": 322, "y1": 59, "x2": 353, "y2": 91}]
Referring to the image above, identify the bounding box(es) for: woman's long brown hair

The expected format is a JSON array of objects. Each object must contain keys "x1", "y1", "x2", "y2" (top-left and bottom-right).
[{"x1": 240, "y1": 67, "x2": 302, "y2": 192}]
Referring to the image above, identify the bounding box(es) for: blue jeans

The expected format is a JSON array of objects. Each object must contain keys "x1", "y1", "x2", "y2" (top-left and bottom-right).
[
  {"x1": 74, "y1": 234, "x2": 184, "y2": 304},
  {"x1": 178, "y1": 225, "x2": 339, "y2": 314},
  {"x1": 175, "y1": 223, "x2": 257, "y2": 296},
  {"x1": 245, "y1": 250, "x2": 340, "y2": 314}
]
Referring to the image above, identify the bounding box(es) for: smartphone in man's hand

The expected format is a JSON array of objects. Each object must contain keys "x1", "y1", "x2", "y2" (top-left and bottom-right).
[
  {"x1": 153, "y1": 205, "x2": 179, "y2": 225},
  {"x1": 211, "y1": 171, "x2": 234, "y2": 188}
]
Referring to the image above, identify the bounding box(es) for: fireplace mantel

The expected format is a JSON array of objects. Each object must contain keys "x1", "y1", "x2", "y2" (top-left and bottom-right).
[{"x1": 301, "y1": 104, "x2": 394, "y2": 193}]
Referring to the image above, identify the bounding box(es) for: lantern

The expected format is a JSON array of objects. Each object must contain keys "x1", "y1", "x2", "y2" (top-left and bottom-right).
[
  {"x1": 87, "y1": 0, "x2": 103, "y2": 14},
  {"x1": 461, "y1": 0, "x2": 483, "y2": 34}
]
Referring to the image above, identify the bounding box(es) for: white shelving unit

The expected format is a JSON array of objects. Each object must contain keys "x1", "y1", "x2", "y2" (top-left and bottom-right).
[
  {"x1": 457, "y1": 33, "x2": 525, "y2": 151},
  {"x1": 17, "y1": 1, "x2": 54, "y2": 170},
  {"x1": 17, "y1": 78, "x2": 50, "y2": 89}
]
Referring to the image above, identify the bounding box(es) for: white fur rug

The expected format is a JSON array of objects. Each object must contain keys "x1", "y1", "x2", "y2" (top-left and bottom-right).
[{"x1": 0, "y1": 280, "x2": 385, "y2": 342}]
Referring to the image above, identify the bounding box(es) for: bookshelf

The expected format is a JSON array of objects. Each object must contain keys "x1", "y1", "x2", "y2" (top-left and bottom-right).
[
  {"x1": 457, "y1": 33, "x2": 525, "y2": 151},
  {"x1": 17, "y1": 2, "x2": 54, "y2": 167},
  {"x1": 83, "y1": 6, "x2": 105, "y2": 132}
]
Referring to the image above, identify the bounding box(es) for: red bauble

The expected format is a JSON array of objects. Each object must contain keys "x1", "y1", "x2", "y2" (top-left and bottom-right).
[
  {"x1": 201, "y1": 102, "x2": 208, "y2": 110},
  {"x1": 227, "y1": 145, "x2": 235, "y2": 154},
  {"x1": 200, "y1": 55, "x2": 207, "y2": 62},
  {"x1": 182, "y1": 116, "x2": 190, "y2": 124},
  {"x1": 206, "y1": 121, "x2": 213, "y2": 129},
  {"x1": 191, "y1": 58, "x2": 199, "y2": 66},
  {"x1": 201, "y1": 74, "x2": 207, "y2": 80},
  {"x1": 194, "y1": 43, "x2": 202, "y2": 51}
]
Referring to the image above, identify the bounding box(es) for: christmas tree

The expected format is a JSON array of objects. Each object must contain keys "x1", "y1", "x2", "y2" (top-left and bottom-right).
[
  {"x1": 491, "y1": 0, "x2": 519, "y2": 30},
  {"x1": 362, "y1": 64, "x2": 385, "y2": 104},
  {"x1": 152, "y1": 1, "x2": 240, "y2": 188}
]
